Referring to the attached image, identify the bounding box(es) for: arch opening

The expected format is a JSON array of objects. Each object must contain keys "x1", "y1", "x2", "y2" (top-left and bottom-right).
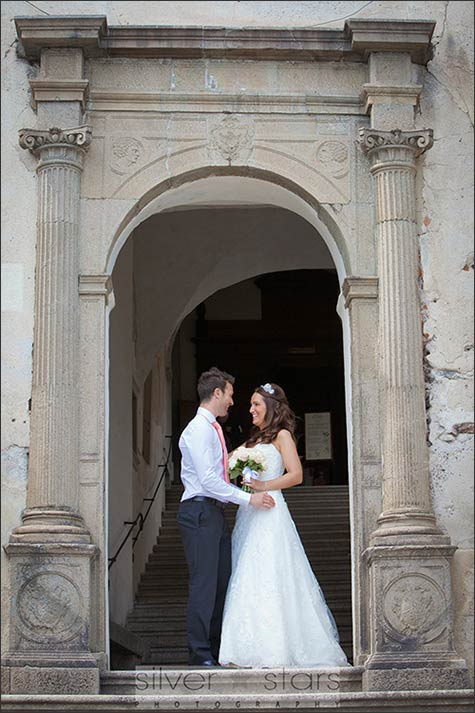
[{"x1": 106, "y1": 174, "x2": 354, "y2": 669}]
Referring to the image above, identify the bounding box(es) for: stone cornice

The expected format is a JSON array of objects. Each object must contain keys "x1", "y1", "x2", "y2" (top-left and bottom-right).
[
  {"x1": 345, "y1": 19, "x2": 435, "y2": 64},
  {"x1": 19, "y1": 126, "x2": 92, "y2": 154},
  {"x1": 15, "y1": 16, "x2": 435, "y2": 64},
  {"x1": 29, "y1": 79, "x2": 89, "y2": 110},
  {"x1": 79, "y1": 275, "x2": 113, "y2": 298},
  {"x1": 342, "y1": 277, "x2": 379, "y2": 308},
  {"x1": 89, "y1": 90, "x2": 364, "y2": 115},
  {"x1": 358, "y1": 128, "x2": 434, "y2": 157}
]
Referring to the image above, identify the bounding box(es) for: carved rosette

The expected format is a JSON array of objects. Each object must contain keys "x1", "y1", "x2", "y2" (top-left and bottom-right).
[
  {"x1": 19, "y1": 126, "x2": 92, "y2": 170},
  {"x1": 315, "y1": 140, "x2": 349, "y2": 178},
  {"x1": 209, "y1": 116, "x2": 254, "y2": 165}
]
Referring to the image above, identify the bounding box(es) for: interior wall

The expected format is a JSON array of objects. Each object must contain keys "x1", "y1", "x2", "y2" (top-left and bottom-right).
[
  {"x1": 108, "y1": 238, "x2": 134, "y2": 626},
  {"x1": 133, "y1": 205, "x2": 334, "y2": 383}
]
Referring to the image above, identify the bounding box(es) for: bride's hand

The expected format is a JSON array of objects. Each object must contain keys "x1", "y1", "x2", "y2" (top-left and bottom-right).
[{"x1": 248, "y1": 478, "x2": 265, "y2": 491}]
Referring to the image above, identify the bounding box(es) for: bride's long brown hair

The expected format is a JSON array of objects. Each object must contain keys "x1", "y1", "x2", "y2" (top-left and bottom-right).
[{"x1": 246, "y1": 383, "x2": 296, "y2": 446}]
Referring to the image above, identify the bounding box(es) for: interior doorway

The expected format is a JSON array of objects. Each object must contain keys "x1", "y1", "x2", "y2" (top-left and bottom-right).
[{"x1": 172, "y1": 268, "x2": 348, "y2": 487}]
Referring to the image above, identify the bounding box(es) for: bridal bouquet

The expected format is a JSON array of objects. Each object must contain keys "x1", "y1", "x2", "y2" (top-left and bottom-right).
[{"x1": 228, "y1": 446, "x2": 267, "y2": 493}]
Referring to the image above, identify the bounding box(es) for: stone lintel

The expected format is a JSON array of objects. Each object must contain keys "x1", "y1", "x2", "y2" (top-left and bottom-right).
[
  {"x1": 29, "y1": 80, "x2": 89, "y2": 110},
  {"x1": 342, "y1": 276, "x2": 378, "y2": 308},
  {"x1": 15, "y1": 16, "x2": 435, "y2": 64},
  {"x1": 345, "y1": 19, "x2": 436, "y2": 64}
]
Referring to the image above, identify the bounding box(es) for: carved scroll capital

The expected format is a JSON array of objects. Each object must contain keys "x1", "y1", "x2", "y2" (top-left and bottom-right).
[
  {"x1": 358, "y1": 128, "x2": 434, "y2": 157},
  {"x1": 19, "y1": 125, "x2": 92, "y2": 153},
  {"x1": 19, "y1": 126, "x2": 92, "y2": 170}
]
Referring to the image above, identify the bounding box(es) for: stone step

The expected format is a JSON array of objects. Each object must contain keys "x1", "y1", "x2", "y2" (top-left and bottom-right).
[
  {"x1": 137, "y1": 575, "x2": 352, "y2": 588},
  {"x1": 129, "y1": 597, "x2": 351, "y2": 617},
  {"x1": 158, "y1": 513, "x2": 350, "y2": 536},
  {"x1": 137, "y1": 576, "x2": 351, "y2": 594},
  {"x1": 130, "y1": 626, "x2": 354, "y2": 645},
  {"x1": 128, "y1": 608, "x2": 353, "y2": 622},
  {"x1": 143, "y1": 649, "x2": 354, "y2": 668},
  {"x1": 148, "y1": 553, "x2": 351, "y2": 564},
  {"x1": 6, "y1": 689, "x2": 474, "y2": 712},
  {"x1": 102, "y1": 666, "x2": 362, "y2": 695},
  {"x1": 164, "y1": 501, "x2": 351, "y2": 511},
  {"x1": 164, "y1": 510, "x2": 351, "y2": 521},
  {"x1": 133, "y1": 597, "x2": 352, "y2": 609},
  {"x1": 154, "y1": 536, "x2": 351, "y2": 548},
  {"x1": 145, "y1": 558, "x2": 352, "y2": 570}
]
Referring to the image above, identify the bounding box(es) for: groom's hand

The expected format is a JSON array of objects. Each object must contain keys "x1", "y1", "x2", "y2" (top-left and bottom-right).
[{"x1": 250, "y1": 492, "x2": 275, "y2": 509}]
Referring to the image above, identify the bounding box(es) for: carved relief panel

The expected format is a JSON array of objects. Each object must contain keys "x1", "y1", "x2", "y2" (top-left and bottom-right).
[{"x1": 8, "y1": 549, "x2": 96, "y2": 653}]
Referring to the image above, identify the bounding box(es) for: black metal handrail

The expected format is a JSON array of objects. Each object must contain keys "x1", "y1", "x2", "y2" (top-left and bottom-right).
[{"x1": 108, "y1": 436, "x2": 173, "y2": 570}]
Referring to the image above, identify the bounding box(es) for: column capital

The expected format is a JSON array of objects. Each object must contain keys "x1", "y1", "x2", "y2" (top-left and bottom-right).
[
  {"x1": 358, "y1": 127, "x2": 433, "y2": 160},
  {"x1": 19, "y1": 125, "x2": 92, "y2": 169}
]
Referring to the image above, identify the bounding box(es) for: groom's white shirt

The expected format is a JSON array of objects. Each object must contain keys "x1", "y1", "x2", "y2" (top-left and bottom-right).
[{"x1": 179, "y1": 406, "x2": 251, "y2": 506}]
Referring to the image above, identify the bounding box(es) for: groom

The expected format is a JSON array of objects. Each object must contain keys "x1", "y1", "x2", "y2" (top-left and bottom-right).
[{"x1": 177, "y1": 367, "x2": 275, "y2": 667}]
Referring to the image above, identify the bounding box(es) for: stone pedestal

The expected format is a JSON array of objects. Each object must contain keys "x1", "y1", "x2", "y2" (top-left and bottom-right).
[
  {"x1": 2, "y1": 127, "x2": 101, "y2": 694},
  {"x1": 359, "y1": 128, "x2": 469, "y2": 690}
]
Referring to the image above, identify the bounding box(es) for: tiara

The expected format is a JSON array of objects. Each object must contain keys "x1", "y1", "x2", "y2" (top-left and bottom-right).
[{"x1": 261, "y1": 383, "x2": 275, "y2": 395}]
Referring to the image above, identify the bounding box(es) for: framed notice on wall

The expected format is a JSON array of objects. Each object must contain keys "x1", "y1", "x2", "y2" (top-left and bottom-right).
[{"x1": 305, "y1": 412, "x2": 332, "y2": 461}]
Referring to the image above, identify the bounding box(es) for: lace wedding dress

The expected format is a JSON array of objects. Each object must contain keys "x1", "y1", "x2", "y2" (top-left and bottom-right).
[{"x1": 218, "y1": 442, "x2": 349, "y2": 668}]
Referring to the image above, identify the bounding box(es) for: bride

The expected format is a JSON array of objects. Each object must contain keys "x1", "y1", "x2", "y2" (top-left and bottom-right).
[{"x1": 218, "y1": 382, "x2": 349, "y2": 668}]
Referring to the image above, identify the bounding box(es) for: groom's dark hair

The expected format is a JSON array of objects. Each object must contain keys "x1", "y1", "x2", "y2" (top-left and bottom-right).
[{"x1": 198, "y1": 367, "x2": 235, "y2": 403}]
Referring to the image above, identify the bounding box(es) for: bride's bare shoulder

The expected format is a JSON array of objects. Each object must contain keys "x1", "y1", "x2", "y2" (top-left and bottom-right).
[
  {"x1": 273, "y1": 429, "x2": 293, "y2": 451},
  {"x1": 276, "y1": 429, "x2": 292, "y2": 441}
]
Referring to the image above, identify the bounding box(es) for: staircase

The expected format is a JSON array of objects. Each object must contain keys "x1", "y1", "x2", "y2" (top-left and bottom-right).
[{"x1": 125, "y1": 483, "x2": 352, "y2": 667}]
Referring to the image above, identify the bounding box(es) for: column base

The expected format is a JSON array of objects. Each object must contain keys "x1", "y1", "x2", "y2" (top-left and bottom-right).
[
  {"x1": 364, "y1": 539, "x2": 471, "y2": 691},
  {"x1": 3, "y1": 540, "x2": 102, "y2": 695},
  {"x1": 9, "y1": 507, "x2": 92, "y2": 543},
  {"x1": 363, "y1": 656, "x2": 471, "y2": 691},
  {"x1": 1, "y1": 653, "x2": 102, "y2": 694}
]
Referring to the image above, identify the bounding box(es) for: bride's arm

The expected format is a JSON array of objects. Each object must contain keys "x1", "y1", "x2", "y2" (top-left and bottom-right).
[{"x1": 250, "y1": 430, "x2": 303, "y2": 491}]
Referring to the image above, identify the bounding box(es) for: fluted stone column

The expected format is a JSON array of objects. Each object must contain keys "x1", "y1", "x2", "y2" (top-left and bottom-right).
[
  {"x1": 12, "y1": 126, "x2": 92, "y2": 543},
  {"x1": 2, "y1": 127, "x2": 101, "y2": 695},
  {"x1": 360, "y1": 128, "x2": 437, "y2": 540},
  {"x1": 359, "y1": 129, "x2": 469, "y2": 691}
]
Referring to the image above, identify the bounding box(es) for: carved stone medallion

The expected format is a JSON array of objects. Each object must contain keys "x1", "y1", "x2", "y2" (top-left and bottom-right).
[
  {"x1": 109, "y1": 136, "x2": 145, "y2": 175},
  {"x1": 315, "y1": 140, "x2": 349, "y2": 178},
  {"x1": 209, "y1": 116, "x2": 253, "y2": 164},
  {"x1": 383, "y1": 573, "x2": 447, "y2": 644},
  {"x1": 16, "y1": 571, "x2": 83, "y2": 643}
]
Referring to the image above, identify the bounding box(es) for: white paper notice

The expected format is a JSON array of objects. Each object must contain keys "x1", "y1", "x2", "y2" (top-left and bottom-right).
[{"x1": 305, "y1": 412, "x2": 332, "y2": 460}]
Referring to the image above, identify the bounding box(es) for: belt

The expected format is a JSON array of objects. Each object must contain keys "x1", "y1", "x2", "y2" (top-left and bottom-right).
[{"x1": 188, "y1": 496, "x2": 226, "y2": 511}]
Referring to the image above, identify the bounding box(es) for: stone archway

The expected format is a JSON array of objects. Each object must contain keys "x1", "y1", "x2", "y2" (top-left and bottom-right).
[
  {"x1": 106, "y1": 197, "x2": 355, "y2": 666},
  {"x1": 3, "y1": 16, "x2": 470, "y2": 698}
]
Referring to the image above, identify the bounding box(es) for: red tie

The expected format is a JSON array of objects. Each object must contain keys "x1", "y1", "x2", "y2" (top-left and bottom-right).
[{"x1": 211, "y1": 421, "x2": 230, "y2": 483}]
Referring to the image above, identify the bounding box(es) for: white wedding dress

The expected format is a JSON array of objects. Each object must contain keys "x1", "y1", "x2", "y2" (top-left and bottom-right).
[{"x1": 219, "y1": 442, "x2": 349, "y2": 668}]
